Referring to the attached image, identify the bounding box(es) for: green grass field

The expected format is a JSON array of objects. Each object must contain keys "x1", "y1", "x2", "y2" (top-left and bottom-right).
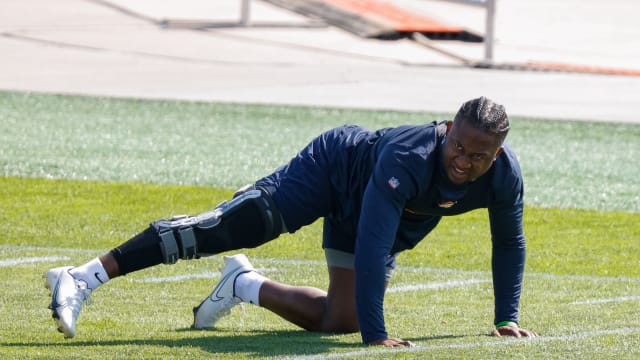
[{"x1": 1, "y1": 91, "x2": 639, "y2": 359}]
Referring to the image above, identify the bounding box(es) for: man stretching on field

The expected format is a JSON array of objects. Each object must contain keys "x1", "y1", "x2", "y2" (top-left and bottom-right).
[{"x1": 45, "y1": 96, "x2": 537, "y2": 346}]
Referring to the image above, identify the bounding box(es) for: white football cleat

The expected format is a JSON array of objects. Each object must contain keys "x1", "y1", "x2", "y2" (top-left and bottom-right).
[
  {"x1": 44, "y1": 266, "x2": 91, "y2": 338},
  {"x1": 192, "y1": 254, "x2": 254, "y2": 329}
]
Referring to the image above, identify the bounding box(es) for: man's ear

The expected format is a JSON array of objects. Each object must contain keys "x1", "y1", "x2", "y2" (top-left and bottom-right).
[
  {"x1": 446, "y1": 120, "x2": 452, "y2": 133},
  {"x1": 494, "y1": 146, "x2": 504, "y2": 160}
]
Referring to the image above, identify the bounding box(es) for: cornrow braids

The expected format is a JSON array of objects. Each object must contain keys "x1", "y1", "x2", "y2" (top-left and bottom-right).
[{"x1": 454, "y1": 96, "x2": 510, "y2": 143}]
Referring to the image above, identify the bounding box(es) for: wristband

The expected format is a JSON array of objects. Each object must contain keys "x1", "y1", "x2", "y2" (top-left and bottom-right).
[{"x1": 495, "y1": 321, "x2": 518, "y2": 329}]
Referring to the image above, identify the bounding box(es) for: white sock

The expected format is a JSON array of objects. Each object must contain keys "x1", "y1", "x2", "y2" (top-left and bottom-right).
[
  {"x1": 234, "y1": 271, "x2": 266, "y2": 306},
  {"x1": 69, "y1": 257, "x2": 110, "y2": 291}
]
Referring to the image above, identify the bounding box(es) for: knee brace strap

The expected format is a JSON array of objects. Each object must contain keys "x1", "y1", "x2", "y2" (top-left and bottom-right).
[
  {"x1": 151, "y1": 187, "x2": 283, "y2": 264},
  {"x1": 154, "y1": 214, "x2": 205, "y2": 264}
]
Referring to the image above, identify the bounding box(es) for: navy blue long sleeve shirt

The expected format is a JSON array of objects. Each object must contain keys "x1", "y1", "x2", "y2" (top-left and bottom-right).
[
  {"x1": 352, "y1": 124, "x2": 525, "y2": 343},
  {"x1": 260, "y1": 122, "x2": 526, "y2": 344}
]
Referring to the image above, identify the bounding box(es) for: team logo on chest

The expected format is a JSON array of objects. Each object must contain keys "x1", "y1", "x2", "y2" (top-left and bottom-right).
[{"x1": 438, "y1": 200, "x2": 457, "y2": 208}]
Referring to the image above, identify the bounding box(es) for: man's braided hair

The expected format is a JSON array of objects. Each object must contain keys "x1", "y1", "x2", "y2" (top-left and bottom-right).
[{"x1": 454, "y1": 96, "x2": 510, "y2": 143}]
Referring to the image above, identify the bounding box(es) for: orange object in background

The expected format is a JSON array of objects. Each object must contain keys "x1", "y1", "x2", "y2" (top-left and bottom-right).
[
  {"x1": 527, "y1": 61, "x2": 640, "y2": 77},
  {"x1": 321, "y1": 0, "x2": 463, "y2": 33},
  {"x1": 316, "y1": 0, "x2": 482, "y2": 41}
]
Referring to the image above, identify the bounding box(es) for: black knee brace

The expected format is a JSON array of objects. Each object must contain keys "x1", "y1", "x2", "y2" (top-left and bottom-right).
[{"x1": 151, "y1": 186, "x2": 284, "y2": 264}]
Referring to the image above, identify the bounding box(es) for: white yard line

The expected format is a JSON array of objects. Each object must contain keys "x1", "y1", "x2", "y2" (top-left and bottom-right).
[
  {"x1": 283, "y1": 327, "x2": 640, "y2": 360},
  {"x1": 387, "y1": 279, "x2": 491, "y2": 293},
  {"x1": 527, "y1": 272, "x2": 640, "y2": 284},
  {"x1": 134, "y1": 271, "x2": 221, "y2": 283},
  {"x1": 401, "y1": 265, "x2": 640, "y2": 284},
  {"x1": 0, "y1": 244, "x2": 103, "y2": 255},
  {"x1": 0, "y1": 256, "x2": 69, "y2": 267},
  {"x1": 570, "y1": 295, "x2": 640, "y2": 305},
  {"x1": 134, "y1": 268, "x2": 276, "y2": 283},
  {"x1": 133, "y1": 272, "x2": 488, "y2": 292},
  {"x1": 1, "y1": 245, "x2": 639, "y2": 284}
]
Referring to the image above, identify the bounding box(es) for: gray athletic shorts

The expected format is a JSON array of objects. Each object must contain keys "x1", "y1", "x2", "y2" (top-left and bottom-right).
[{"x1": 324, "y1": 248, "x2": 396, "y2": 282}]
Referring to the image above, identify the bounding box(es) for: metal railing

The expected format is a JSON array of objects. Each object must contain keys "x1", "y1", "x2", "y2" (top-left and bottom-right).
[
  {"x1": 161, "y1": 0, "x2": 325, "y2": 29},
  {"x1": 239, "y1": 0, "x2": 251, "y2": 26},
  {"x1": 435, "y1": 0, "x2": 496, "y2": 64},
  {"x1": 239, "y1": 0, "x2": 496, "y2": 63},
  {"x1": 235, "y1": 0, "x2": 325, "y2": 28}
]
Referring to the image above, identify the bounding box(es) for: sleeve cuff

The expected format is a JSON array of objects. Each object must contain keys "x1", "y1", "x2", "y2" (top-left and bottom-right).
[{"x1": 495, "y1": 320, "x2": 518, "y2": 328}]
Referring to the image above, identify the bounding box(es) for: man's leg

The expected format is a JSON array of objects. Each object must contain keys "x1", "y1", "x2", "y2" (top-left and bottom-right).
[
  {"x1": 44, "y1": 185, "x2": 284, "y2": 338},
  {"x1": 258, "y1": 266, "x2": 359, "y2": 333},
  {"x1": 226, "y1": 249, "x2": 395, "y2": 334}
]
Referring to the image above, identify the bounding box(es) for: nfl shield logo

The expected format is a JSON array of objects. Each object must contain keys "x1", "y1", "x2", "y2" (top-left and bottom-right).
[{"x1": 388, "y1": 177, "x2": 400, "y2": 189}]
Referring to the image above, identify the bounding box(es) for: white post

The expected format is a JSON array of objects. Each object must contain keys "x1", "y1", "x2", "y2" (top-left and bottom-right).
[
  {"x1": 484, "y1": 0, "x2": 496, "y2": 63},
  {"x1": 240, "y1": 0, "x2": 251, "y2": 26},
  {"x1": 436, "y1": 0, "x2": 497, "y2": 64}
]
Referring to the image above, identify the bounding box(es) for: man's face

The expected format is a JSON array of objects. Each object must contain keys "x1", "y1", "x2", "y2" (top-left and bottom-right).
[{"x1": 442, "y1": 120, "x2": 504, "y2": 184}]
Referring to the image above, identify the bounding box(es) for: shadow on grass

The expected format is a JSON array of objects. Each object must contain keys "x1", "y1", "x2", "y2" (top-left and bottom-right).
[{"x1": 1, "y1": 329, "x2": 465, "y2": 357}]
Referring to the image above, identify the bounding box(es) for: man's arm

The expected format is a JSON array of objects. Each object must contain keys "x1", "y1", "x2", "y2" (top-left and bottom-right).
[
  {"x1": 353, "y1": 131, "x2": 432, "y2": 345},
  {"x1": 490, "y1": 214, "x2": 525, "y2": 326},
  {"x1": 488, "y1": 166, "x2": 537, "y2": 337},
  {"x1": 354, "y1": 145, "x2": 426, "y2": 345},
  {"x1": 354, "y1": 180, "x2": 404, "y2": 344}
]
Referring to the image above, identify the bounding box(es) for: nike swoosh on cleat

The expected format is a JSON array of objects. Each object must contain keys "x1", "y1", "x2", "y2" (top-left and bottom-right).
[
  {"x1": 50, "y1": 277, "x2": 62, "y2": 313},
  {"x1": 209, "y1": 269, "x2": 238, "y2": 302}
]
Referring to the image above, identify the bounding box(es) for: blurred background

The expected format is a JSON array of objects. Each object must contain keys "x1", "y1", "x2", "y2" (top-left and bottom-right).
[{"x1": 1, "y1": 0, "x2": 639, "y2": 123}]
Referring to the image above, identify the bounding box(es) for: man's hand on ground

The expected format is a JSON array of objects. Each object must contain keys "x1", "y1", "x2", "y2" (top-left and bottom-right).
[
  {"x1": 368, "y1": 337, "x2": 416, "y2": 347},
  {"x1": 492, "y1": 325, "x2": 538, "y2": 338}
]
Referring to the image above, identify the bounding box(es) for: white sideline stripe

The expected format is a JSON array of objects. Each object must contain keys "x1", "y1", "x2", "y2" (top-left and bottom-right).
[
  {"x1": 285, "y1": 327, "x2": 640, "y2": 360},
  {"x1": 0, "y1": 256, "x2": 69, "y2": 267},
  {"x1": 1, "y1": 245, "x2": 639, "y2": 283},
  {"x1": 570, "y1": 295, "x2": 640, "y2": 305},
  {"x1": 0, "y1": 244, "x2": 103, "y2": 255},
  {"x1": 254, "y1": 258, "x2": 324, "y2": 266},
  {"x1": 134, "y1": 272, "x2": 487, "y2": 294},
  {"x1": 387, "y1": 279, "x2": 490, "y2": 293},
  {"x1": 401, "y1": 266, "x2": 640, "y2": 284},
  {"x1": 526, "y1": 272, "x2": 640, "y2": 284},
  {"x1": 256, "y1": 258, "x2": 639, "y2": 284},
  {"x1": 228, "y1": 259, "x2": 640, "y2": 284},
  {"x1": 135, "y1": 271, "x2": 220, "y2": 283},
  {"x1": 133, "y1": 267, "x2": 276, "y2": 283}
]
